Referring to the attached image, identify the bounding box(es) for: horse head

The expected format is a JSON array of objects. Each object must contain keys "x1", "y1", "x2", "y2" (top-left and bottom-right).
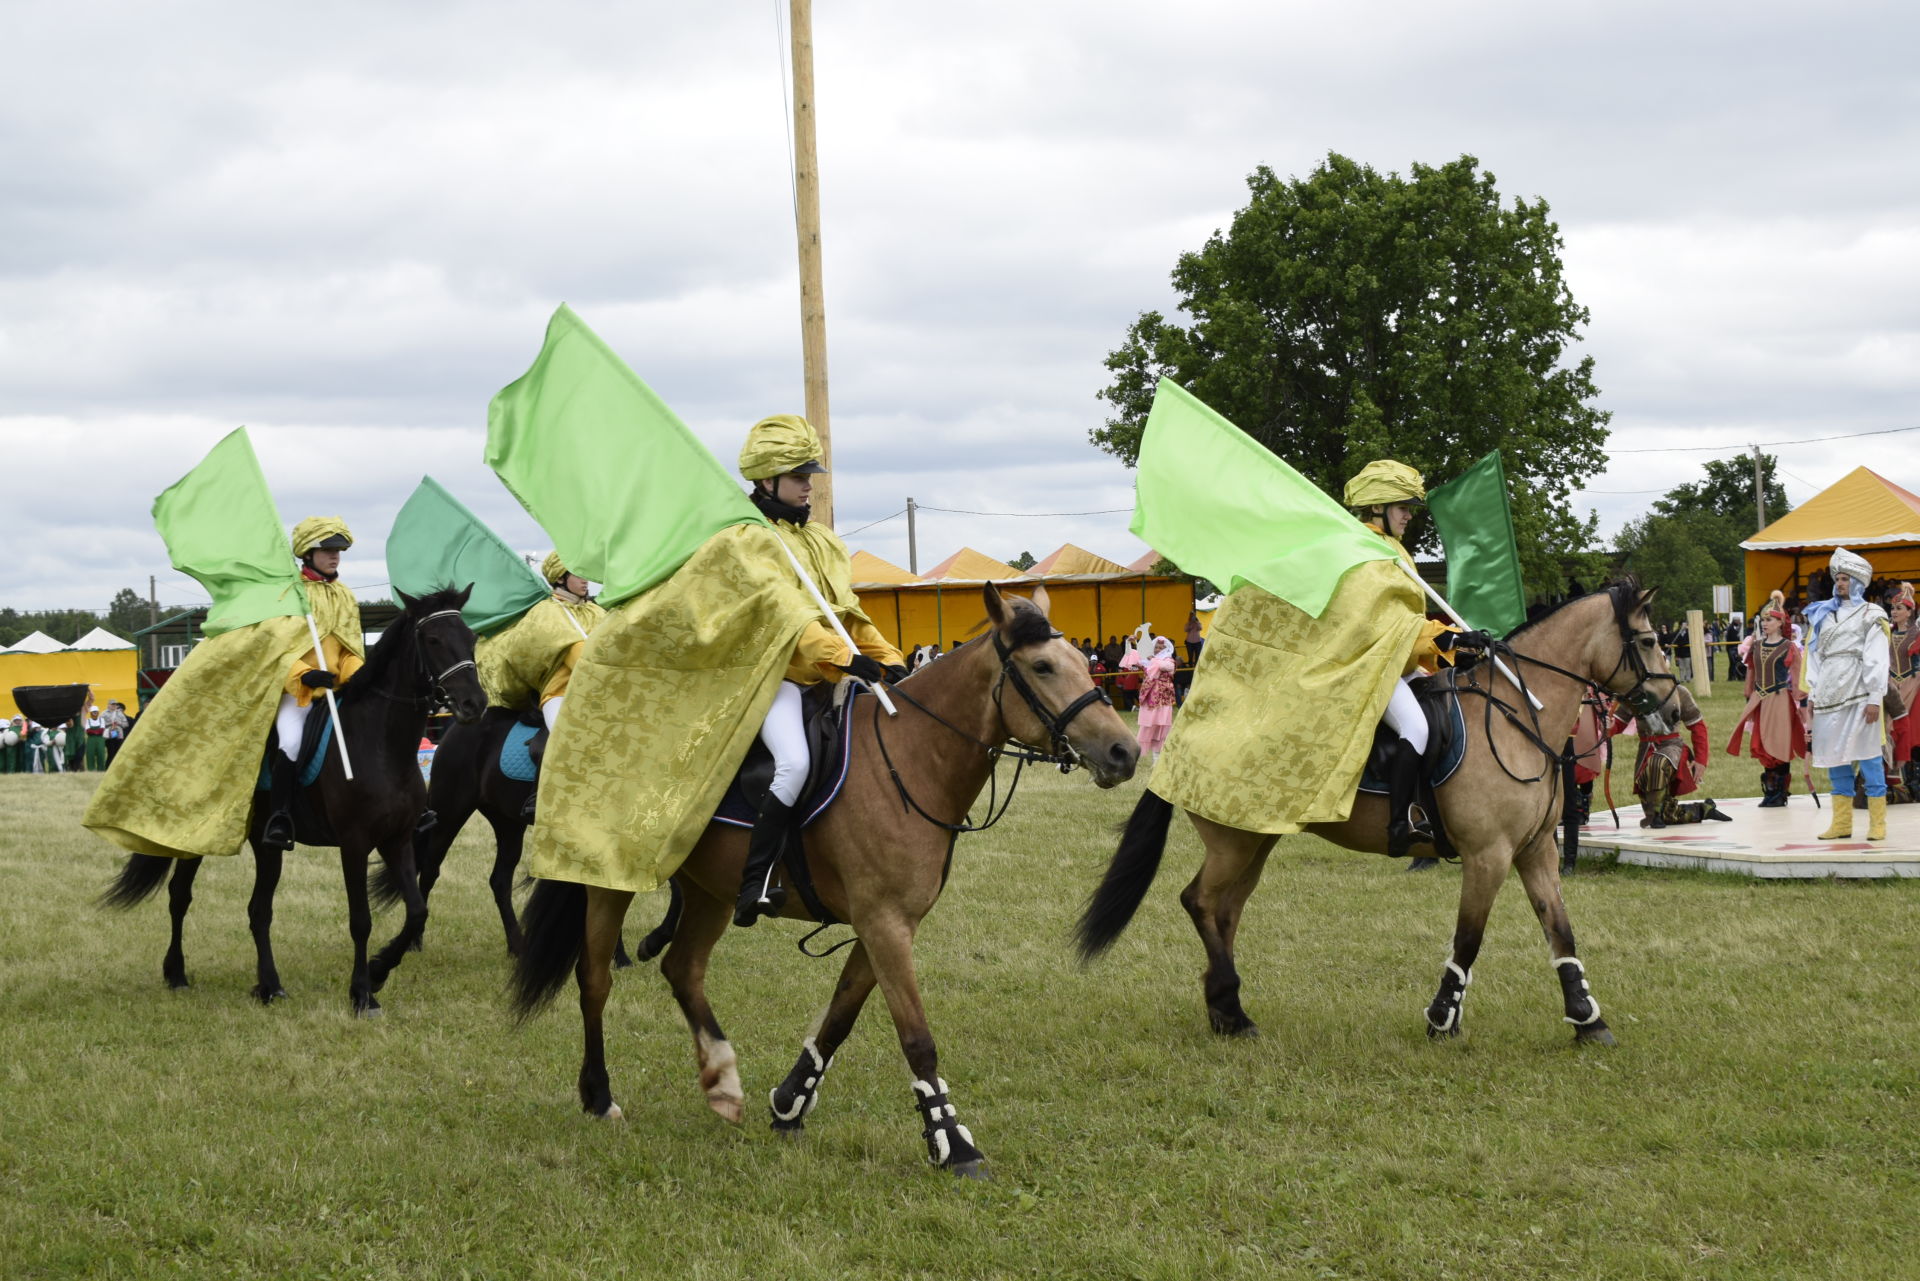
[
  {"x1": 1597, "y1": 576, "x2": 1678, "y2": 717},
  {"x1": 398, "y1": 585, "x2": 487, "y2": 724},
  {"x1": 981, "y1": 582, "x2": 1139, "y2": 788}
]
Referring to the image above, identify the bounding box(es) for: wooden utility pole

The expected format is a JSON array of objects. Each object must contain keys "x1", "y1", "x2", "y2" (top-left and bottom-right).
[
  {"x1": 790, "y1": 0, "x2": 832, "y2": 527},
  {"x1": 906, "y1": 496, "x2": 918, "y2": 574},
  {"x1": 148, "y1": 575, "x2": 159, "y2": 668},
  {"x1": 1751, "y1": 444, "x2": 1767, "y2": 533}
]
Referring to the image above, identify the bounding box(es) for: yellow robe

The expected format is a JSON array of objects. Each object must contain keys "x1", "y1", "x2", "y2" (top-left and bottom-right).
[
  {"x1": 769, "y1": 517, "x2": 903, "y2": 684},
  {"x1": 476, "y1": 593, "x2": 608, "y2": 712},
  {"x1": 285, "y1": 578, "x2": 367, "y2": 702},
  {"x1": 1148, "y1": 559, "x2": 1427, "y2": 834},
  {"x1": 1365, "y1": 521, "x2": 1453, "y2": 675}
]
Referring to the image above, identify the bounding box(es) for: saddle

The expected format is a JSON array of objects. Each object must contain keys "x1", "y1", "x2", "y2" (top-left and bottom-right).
[
  {"x1": 499, "y1": 712, "x2": 543, "y2": 783},
  {"x1": 252, "y1": 709, "x2": 338, "y2": 847},
  {"x1": 1356, "y1": 669, "x2": 1467, "y2": 859},
  {"x1": 713, "y1": 681, "x2": 864, "y2": 923}
]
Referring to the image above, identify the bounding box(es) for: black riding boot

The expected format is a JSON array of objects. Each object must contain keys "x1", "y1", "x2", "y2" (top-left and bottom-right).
[
  {"x1": 262, "y1": 752, "x2": 297, "y2": 851},
  {"x1": 520, "y1": 727, "x2": 548, "y2": 822},
  {"x1": 1386, "y1": 739, "x2": 1435, "y2": 860},
  {"x1": 733, "y1": 796, "x2": 796, "y2": 928}
]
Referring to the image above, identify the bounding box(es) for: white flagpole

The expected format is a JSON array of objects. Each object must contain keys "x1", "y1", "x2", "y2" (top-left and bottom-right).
[
  {"x1": 304, "y1": 611, "x2": 355, "y2": 780},
  {"x1": 1396, "y1": 562, "x2": 1543, "y2": 711},
  {"x1": 774, "y1": 538, "x2": 898, "y2": 716}
]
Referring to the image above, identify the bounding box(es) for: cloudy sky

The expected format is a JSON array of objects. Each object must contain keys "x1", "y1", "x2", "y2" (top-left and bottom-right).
[{"x1": 4, "y1": 0, "x2": 1916, "y2": 613}]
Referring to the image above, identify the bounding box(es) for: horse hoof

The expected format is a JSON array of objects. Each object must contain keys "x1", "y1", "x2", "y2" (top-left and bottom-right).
[
  {"x1": 1426, "y1": 1022, "x2": 1462, "y2": 1040},
  {"x1": 708, "y1": 1095, "x2": 744, "y2": 1125},
  {"x1": 356, "y1": 998, "x2": 383, "y2": 1019},
  {"x1": 1208, "y1": 1010, "x2": 1259, "y2": 1038},
  {"x1": 1574, "y1": 1023, "x2": 1617, "y2": 1047},
  {"x1": 165, "y1": 973, "x2": 191, "y2": 991},
  {"x1": 771, "y1": 1121, "x2": 806, "y2": 1141},
  {"x1": 253, "y1": 985, "x2": 288, "y2": 1005},
  {"x1": 594, "y1": 1103, "x2": 624, "y2": 1122},
  {"x1": 948, "y1": 1160, "x2": 992, "y2": 1182}
]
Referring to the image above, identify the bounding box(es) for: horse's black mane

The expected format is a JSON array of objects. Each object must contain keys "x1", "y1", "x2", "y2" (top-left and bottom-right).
[
  {"x1": 340, "y1": 587, "x2": 465, "y2": 703},
  {"x1": 1502, "y1": 574, "x2": 1646, "y2": 643},
  {"x1": 1003, "y1": 597, "x2": 1058, "y2": 650}
]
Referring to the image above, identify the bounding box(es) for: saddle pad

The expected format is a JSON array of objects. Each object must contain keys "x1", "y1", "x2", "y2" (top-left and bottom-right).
[
  {"x1": 255, "y1": 714, "x2": 335, "y2": 791},
  {"x1": 712, "y1": 687, "x2": 861, "y2": 830},
  {"x1": 499, "y1": 721, "x2": 540, "y2": 783},
  {"x1": 1356, "y1": 691, "x2": 1467, "y2": 795}
]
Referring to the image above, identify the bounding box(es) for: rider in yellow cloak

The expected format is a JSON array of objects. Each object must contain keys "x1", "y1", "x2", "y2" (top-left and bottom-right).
[{"x1": 84, "y1": 517, "x2": 365, "y2": 859}]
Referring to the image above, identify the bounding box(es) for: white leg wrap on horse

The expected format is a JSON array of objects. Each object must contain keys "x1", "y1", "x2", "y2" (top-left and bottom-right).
[
  {"x1": 759, "y1": 681, "x2": 808, "y2": 807},
  {"x1": 275, "y1": 693, "x2": 308, "y2": 761}
]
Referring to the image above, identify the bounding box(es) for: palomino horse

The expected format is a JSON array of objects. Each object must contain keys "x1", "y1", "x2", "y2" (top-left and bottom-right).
[
  {"x1": 508, "y1": 584, "x2": 1138, "y2": 1179},
  {"x1": 101, "y1": 588, "x2": 487, "y2": 1015},
  {"x1": 1076, "y1": 579, "x2": 1674, "y2": 1046}
]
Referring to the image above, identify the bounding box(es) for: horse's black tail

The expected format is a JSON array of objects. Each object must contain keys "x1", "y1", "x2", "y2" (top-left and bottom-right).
[
  {"x1": 1074, "y1": 790, "x2": 1176, "y2": 961},
  {"x1": 368, "y1": 858, "x2": 407, "y2": 911},
  {"x1": 97, "y1": 853, "x2": 173, "y2": 910},
  {"x1": 635, "y1": 879, "x2": 684, "y2": 963},
  {"x1": 507, "y1": 878, "x2": 586, "y2": 1023}
]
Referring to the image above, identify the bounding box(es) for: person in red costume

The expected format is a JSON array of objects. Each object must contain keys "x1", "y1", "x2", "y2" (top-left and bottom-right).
[
  {"x1": 1610, "y1": 685, "x2": 1731, "y2": 828},
  {"x1": 1884, "y1": 583, "x2": 1920, "y2": 800},
  {"x1": 1726, "y1": 592, "x2": 1809, "y2": 808}
]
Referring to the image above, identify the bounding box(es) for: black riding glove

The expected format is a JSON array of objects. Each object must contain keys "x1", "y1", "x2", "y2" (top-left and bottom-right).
[
  {"x1": 883, "y1": 663, "x2": 910, "y2": 685},
  {"x1": 837, "y1": 653, "x2": 887, "y2": 683},
  {"x1": 1437, "y1": 630, "x2": 1492, "y2": 655},
  {"x1": 299, "y1": 669, "x2": 338, "y2": 690}
]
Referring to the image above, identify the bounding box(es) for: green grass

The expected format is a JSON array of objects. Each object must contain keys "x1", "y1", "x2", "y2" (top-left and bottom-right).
[{"x1": 3, "y1": 702, "x2": 1915, "y2": 1280}]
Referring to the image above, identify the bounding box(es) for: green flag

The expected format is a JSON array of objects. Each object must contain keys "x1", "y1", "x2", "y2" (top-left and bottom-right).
[
  {"x1": 1427, "y1": 449, "x2": 1528, "y2": 636},
  {"x1": 388, "y1": 477, "x2": 547, "y2": 634},
  {"x1": 1130, "y1": 379, "x2": 1399, "y2": 618},
  {"x1": 485, "y1": 305, "x2": 766, "y2": 607},
  {"x1": 152, "y1": 428, "x2": 306, "y2": 636}
]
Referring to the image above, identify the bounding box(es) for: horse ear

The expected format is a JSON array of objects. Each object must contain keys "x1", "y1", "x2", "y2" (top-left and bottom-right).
[
  {"x1": 1031, "y1": 584, "x2": 1052, "y2": 618},
  {"x1": 982, "y1": 581, "x2": 1008, "y2": 629},
  {"x1": 1639, "y1": 587, "x2": 1661, "y2": 613},
  {"x1": 396, "y1": 589, "x2": 420, "y2": 611},
  {"x1": 457, "y1": 582, "x2": 474, "y2": 606}
]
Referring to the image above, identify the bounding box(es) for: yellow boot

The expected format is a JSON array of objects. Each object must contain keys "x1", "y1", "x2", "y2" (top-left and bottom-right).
[
  {"x1": 1817, "y1": 795, "x2": 1854, "y2": 840},
  {"x1": 1868, "y1": 796, "x2": 1888, "y2": 841}
]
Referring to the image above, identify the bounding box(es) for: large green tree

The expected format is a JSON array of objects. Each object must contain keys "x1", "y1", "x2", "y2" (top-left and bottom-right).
[{"x1": 1095, "y1": 153, "x2": 1608, "y2": 597}]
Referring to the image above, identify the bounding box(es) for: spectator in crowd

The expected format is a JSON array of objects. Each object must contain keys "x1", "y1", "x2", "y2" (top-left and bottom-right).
[
  {"x1": 1184, "y1": 611, "x2": 1205, "y2": 667},
  {"x1": 102, "y1": 701, "x2": 131, "y2": 764},
  {"x1": 1124, "y1": 636, "x2": 1179, "y2": 763},
  {"x1": 83, "y1": 705, "x2": 107, "y2": 771}
]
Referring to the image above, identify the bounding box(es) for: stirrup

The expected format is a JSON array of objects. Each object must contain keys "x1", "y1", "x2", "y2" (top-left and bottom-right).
[{"x1": 733, "y1": 883, "x2": 788, "y2": 928}]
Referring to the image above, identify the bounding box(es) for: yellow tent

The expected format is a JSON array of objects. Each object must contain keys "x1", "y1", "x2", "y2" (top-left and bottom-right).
[
  {"x1": 854, "y1": 573, "x2": 1194, "y2": 653},
  {"x1": 918, "y1": 547, "x2": 1023, "y2": 582},
  {"x1": 849, "y1": 550, "x2": 917, "y2": 584},
  {"x1": 1742, "y1": 467, "x2": 1920, "y2": 613},
  {"x1": 1030, "y1": 544, "x2": 1131, "y2": 576},
  {"x1": 0, "y1": 627, "x2": 142, "y2": 719}
]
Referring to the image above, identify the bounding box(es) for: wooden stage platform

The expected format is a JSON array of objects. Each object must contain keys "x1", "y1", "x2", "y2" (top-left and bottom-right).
[{"x1": 1574, "y1": 794, "x2": 1920, "y2": 878}]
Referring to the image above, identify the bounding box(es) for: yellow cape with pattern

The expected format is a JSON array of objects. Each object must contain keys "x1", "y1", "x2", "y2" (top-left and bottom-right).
[
  {"x1": 83, "y1": 614, "x2": 321, "y2": 859},
  {"x1": 476, "y1": 595, "x2": 607, "y2": 711},
  {"x1": 527, "y1": 523, "x2": 821, "y2": 893},
  {"x1": 1148, "y1": 559, "x2": 1428, "y2": 834}
]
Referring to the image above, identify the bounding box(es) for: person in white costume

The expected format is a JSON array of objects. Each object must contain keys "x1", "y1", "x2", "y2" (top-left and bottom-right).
[{"x1": 1806, "y1": 547, "x2": 1892, "y2": 841}]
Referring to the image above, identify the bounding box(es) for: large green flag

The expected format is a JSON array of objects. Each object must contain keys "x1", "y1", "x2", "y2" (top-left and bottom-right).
[
  {"x1": 485, "y1": 305, "x2": 766, "y2": 607},
  {"x1": 1427, "y1": 449, "x2": 1528, "y2": 636},
  {"x1": 1130, "y1": 379, "x2": 1400, "y2": 618},
  {"x1": 152, "y1": 428, "x2": 306, "y2": 636},
  {"x1": 388, "y1": 476, "x2": 547, "y2": 634}
]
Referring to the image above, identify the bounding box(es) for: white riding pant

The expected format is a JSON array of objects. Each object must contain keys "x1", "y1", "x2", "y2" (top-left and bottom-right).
[
  {"x1": 275, "y1": 693, "x2": 310, "y2": 761},
  {"x1": 542, "y1": 695, "x2": 564, "y2": 733},
  {"x1": 758, "y1": 680, "x2": 809, "y2": 807},
  {"x1": 1382, "y1": 676, "x2": 1429, "y2": 756}
]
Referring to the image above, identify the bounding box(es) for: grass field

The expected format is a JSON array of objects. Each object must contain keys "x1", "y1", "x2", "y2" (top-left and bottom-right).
[{"x1": 4, "y1": 688, "x2": 1917, "y2": 1280}]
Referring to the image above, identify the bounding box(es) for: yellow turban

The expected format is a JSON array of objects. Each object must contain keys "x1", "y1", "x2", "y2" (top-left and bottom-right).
[
  {"x1": 738, "y1": 414, "x2": 828, "y2": 481},
  {"x1": 291, "y1": 516, "x2": 354, "y2": 556},
  {"x1": 540, "y1": 551, "x2": 570, "y2": 585},
  {"x1": 1341, "y1": 461, "x2": 1426, "y2": 508}
]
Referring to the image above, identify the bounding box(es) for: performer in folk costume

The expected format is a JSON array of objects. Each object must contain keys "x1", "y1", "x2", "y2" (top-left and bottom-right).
[
  {"x1": 1806, "y1": 547, "x2": 1893, "y2": 841},
  {"x1": 1725, "y1": 591, "x2": 1808, "y2": 807},
  {"x1": 1340, "y1": 461, "x2": 1486, "y2": 857},
  {"x1": 1883, "y1": 583, "x2": 1920, "y2": 801},
  {"x1": 1123, "y1": 635, "x2": 1178, "y2": 762},
  {"x1": 1569, "y1": 689, "x2": 1613, "y2": 825},
  {"x1": 84, "y1": 517, "x2": 364, "y2": 858},
  {"x1": 1609, "y1": 685, "x2": 1731, "y2": 828},
  {"x1": 734, "y1": 414, "x2": 906, "y2": 926},
  {"x1": 474, "y1": 552, "x2": 606, "y2": 820}
]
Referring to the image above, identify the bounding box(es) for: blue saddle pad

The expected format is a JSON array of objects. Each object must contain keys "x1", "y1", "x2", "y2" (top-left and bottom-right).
[
  {"x1": 500, "y1": 721, "x2": 540, "y2": 783},
  {"x1": 1356, "y1": 691, "x2": 1467, "y2": 795},
  {"x1": 255, "y1": 715, "x2": 334, "y2": 791}
]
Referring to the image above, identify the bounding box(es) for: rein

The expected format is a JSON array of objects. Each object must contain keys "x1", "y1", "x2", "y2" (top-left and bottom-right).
[{"x1": 361, "y1": 607, "x2": 476, "y2": 709}]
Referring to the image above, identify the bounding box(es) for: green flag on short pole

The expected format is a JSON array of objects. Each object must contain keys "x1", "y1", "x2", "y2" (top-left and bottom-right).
[
  {"x1": 1128, "y1": 379, "x2": 1400, "y2": 618},
  {"x1": 152, "y1": 428, "x2": 306, "y2": 636},
  {"x1": 388, "y1": 477, "x2": 548, "y2": 634},
  {"x1": 485, "y1": 305, "x2": 768, "y2": 608},
  {"x1": 1427, "y1": 450, "x2": 1528, "y2": 636}
]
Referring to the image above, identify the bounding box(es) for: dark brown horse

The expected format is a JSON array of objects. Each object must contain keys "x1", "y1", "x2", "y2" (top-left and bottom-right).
[
  {"x1": 101, "y1": 588, "x2": 487, "y2": 1015},
  {"x1": 1076, "y1": 580, "x2": 1674, "y2": 1047},
  {"x1": 508, "y1": 584, "x2": 1138, "y2": 1178}
]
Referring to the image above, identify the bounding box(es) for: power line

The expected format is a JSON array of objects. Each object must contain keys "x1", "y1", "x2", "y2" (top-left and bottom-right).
[
  {"x1": 1608, "y1": 424, "x2": 1920, "y2": 455},
  {"x1": 916, "y1": 505, "x2": 1134, "y2": 517},
  {"x1": 841, "y1": 509, "x2": 905, "y2": 537}
]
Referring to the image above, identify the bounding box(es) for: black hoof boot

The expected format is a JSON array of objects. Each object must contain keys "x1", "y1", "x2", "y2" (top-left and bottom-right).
[
  {"x1": 913, "y1": 1078, "x2": 988, "y2": 1178},
  {"x1": 769, "y1": 1038, "x2": 834, "y2": 1135},
  {"x1": 1425, "y1": 960, "x2": 1469, "y2": 1039}
]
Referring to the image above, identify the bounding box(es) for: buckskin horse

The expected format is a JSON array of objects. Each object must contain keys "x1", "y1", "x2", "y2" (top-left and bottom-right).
[
  {"x1": 101, "y1": 588, "x2": 487, "y2": 1015},
  {"x1": 508, "y1": 584, "x2": 1138, "y2": 1179},
  {"x1": 1076, "y1": 579, "x2": 1674, "y2": 1047}
]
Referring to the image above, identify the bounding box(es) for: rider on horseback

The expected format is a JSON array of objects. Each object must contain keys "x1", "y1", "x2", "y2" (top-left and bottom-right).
[
  {"x1": 734, "y1": 414, "x2": 907, "y2": 926},
  {"x1": 262, "y1": 517, "x2": 365, "y2": 851},
  {"x1": 1340, "y1": 462, "x2": 1484, "y2": 859},
  {"x1": 475, "y1": 552, "x2": 607, "y2": 821}
]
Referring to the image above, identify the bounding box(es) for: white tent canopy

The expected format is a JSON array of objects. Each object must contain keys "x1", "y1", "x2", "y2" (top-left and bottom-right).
[
  {"x1": 2, "y1": 630, "x2": 65, "y2": 654},
  {"x1": 69, "y1": 627, "x2": 135, "y2": 651}
]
